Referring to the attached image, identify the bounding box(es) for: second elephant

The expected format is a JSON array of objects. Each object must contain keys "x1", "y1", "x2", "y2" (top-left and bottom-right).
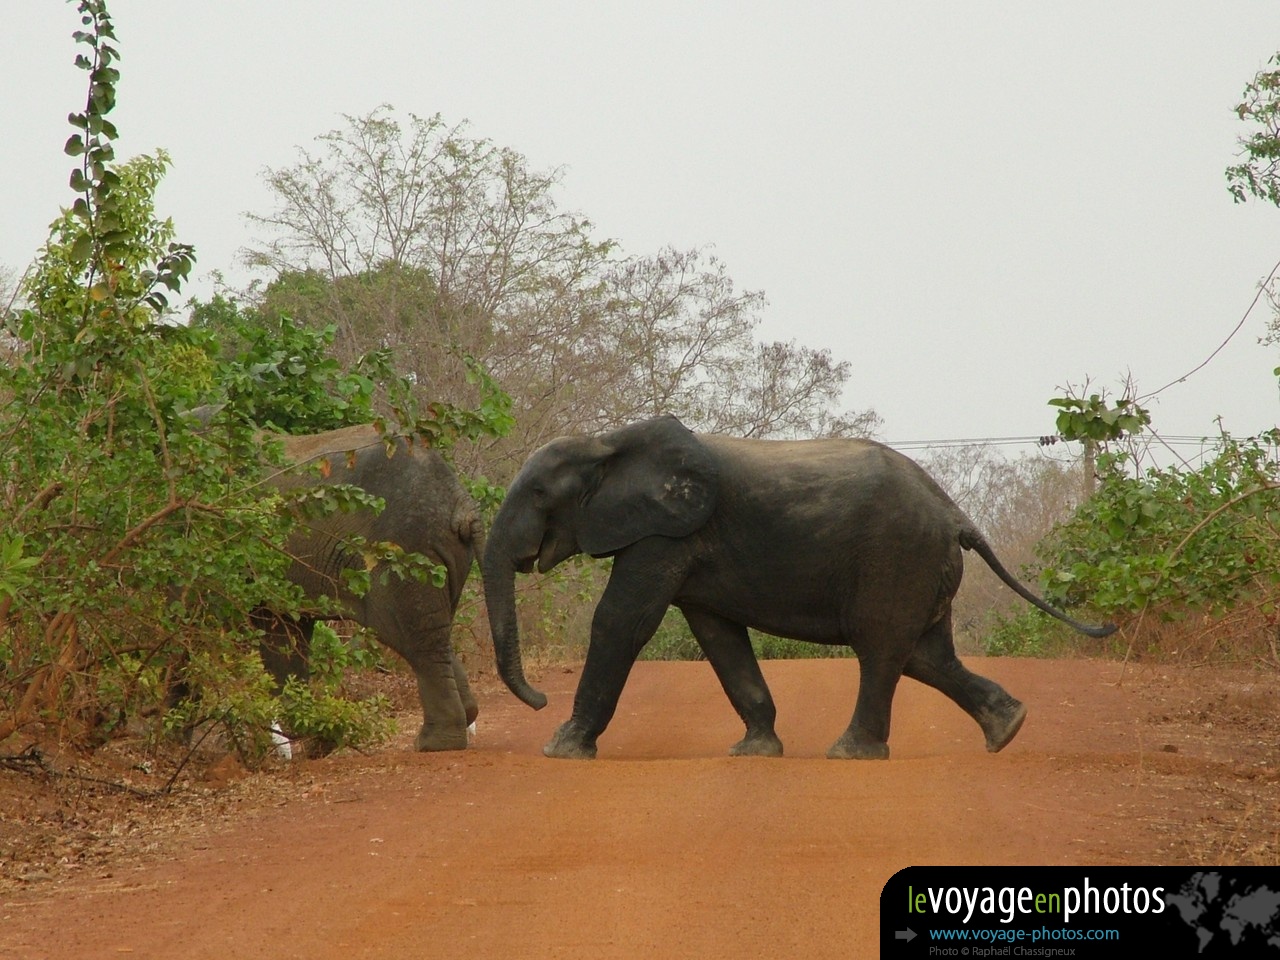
[
  {"x1": 483, "y1": 415, "x2": 1114, "y2": 760},
  {"x1": 264, "y1": 423, "x2": 482, "y2": 752}
]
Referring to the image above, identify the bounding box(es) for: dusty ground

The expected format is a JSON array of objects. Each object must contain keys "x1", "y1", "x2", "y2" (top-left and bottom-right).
[{"x1": 1, "y1": 656, "x2": 1278, "y2": 959}]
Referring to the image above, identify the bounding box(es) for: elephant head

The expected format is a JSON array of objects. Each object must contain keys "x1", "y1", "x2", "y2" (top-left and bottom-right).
[{"x1": 482, "y1": 415, "x2": 719, "y2": 709}]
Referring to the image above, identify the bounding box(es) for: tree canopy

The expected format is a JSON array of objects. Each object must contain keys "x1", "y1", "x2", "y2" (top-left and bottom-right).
[{"x1": 237, "y1": 106, "x2": 878, "y2": 478}]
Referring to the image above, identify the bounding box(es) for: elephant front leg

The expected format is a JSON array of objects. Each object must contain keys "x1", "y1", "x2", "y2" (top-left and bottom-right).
[
  {"x1": 680, "y1": 606, "x2": 782, "y2": 757},
  {"x1": 545, "y1": 608, "x2": 659, "y2": 759},
  {"x1": 545, "y1": 548, "x2": 681, "y2": 759},
  {"x1": 542, "y1": 717, "x2": 601, "y2": 760}
]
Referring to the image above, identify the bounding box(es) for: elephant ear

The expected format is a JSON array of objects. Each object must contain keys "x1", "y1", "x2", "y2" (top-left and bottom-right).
[{"x1": 577, "y1": 415, "x2": 719, "y2": 556}]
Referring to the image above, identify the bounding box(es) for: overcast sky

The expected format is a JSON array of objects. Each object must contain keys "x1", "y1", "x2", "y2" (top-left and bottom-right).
[{"x1": 6, "y1": 2, "x2": 1279, "y2": 456}]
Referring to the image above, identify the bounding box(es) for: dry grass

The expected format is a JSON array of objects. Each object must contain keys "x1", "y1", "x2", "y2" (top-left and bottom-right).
[{"x1": 1113, "y1": 603, "x2": 1280, "y2": 668}]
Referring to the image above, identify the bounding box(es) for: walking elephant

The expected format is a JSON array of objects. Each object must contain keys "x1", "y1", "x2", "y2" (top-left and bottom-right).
[
  {"x1": 482, "y1": 415, "x2": 1115, "y2": 760},
  {"x1": 262, "y1": 423, "x2": 482, "y2": 752}
]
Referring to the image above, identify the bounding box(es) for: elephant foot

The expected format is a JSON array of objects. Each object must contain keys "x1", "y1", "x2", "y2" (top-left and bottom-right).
[
  {"x1": 415, "y1": 727, "x2": 470, "y2": 752},
  {"x1": 543, "y1": 722, "x2": 598, "y2": 760},
  {"x1": 826, "y1": 731, "x2": 890, "y2": 760},
  {"x1": 980, "y1": 698, "x2": 1027, "y2": 753},
  {"x1": 730, "y1": 731, "x2": 784, "y2": 757}
]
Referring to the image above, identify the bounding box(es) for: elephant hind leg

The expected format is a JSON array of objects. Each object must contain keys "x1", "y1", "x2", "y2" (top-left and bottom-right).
[
  {"x1": 680, "y1": 606, "x2": 782, "y2": 757},
  {"x1": 827, "y1": 645, "x2": 906, "y2": 760},
  {"x1": 362, "y1": 595, "x2": 471, "y2": 752},
  {"x1": 452, "y1": 653, "x2": 479, "y2": 727},
  {"x1": 404, "y1": 642, "x2": 473, "y2": 752},
  {"x1": 903, "y1": 619, "x2": 1026, "y2": 753},
  {"x1": 406, "y1": 656, "x2": 472, "y2": 752}
]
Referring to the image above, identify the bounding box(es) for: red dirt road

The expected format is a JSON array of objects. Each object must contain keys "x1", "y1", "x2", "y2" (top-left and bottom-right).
[{"x1": 2, "y1": 657, "x2": 1276, "y2": 959}]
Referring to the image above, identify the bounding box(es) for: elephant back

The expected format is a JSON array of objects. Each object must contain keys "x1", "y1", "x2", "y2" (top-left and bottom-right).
[{"x1": 275, "y1": 424, "x2": 473, "y2": 584}]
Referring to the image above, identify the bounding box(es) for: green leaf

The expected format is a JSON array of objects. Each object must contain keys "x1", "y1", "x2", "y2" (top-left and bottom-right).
[{"x1": 69, "y1": 233, "x2": 93, "y2": 264}]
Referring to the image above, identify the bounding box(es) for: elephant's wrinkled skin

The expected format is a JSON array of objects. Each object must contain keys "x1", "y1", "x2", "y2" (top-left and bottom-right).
[
  {"x1": 483, "y1": 415, "x2": 1114, "y2": 760},
  {"x1": 266, "y1": 424, "x2": 481, "y2": 752}
]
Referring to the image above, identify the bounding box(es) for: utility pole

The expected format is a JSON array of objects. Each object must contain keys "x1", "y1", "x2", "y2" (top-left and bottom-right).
[{"x1": 1082, "y1": 439, "x2": 1097, "y2": 498}]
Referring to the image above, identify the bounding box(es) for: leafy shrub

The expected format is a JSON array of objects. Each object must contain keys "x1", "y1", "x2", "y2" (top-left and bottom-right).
[
  {"x1": 1039, "y1": 434, "x2": 1280, "y2": 616},
  {"x1": 277, "y1": 677, "x2": 395, "y2": 755},
  {"x1": 639, "y1": 609, "x2": 855, "y2": 661},
  {"x1": 752, "y1": 634, "x2": 855, "y2": 660},
  {"x1": 979, "y1": 609, "x2": 1100, "y2": 658},
  {"x1": 0, "y1": 3, "x2": 509, "y2": 763},
  {"x1": 640, "y1": 610, "x2": 705, "y2": 661}
]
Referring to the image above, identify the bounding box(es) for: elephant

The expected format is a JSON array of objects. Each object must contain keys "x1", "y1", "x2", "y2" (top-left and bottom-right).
[
  {"x1": 258, "y1": 423, "x2": 483, "y2": 752},
  {"x1": 482, "y1": 414, "x2": 1115, "y2": 761}
]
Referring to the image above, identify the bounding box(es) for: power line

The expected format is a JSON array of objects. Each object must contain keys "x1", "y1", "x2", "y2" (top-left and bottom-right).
[
  {"x1": 885, "y1": 260, "x2": 1280, "y2": 458},
  {"x1": 883, "y1": 434, "x2": 1241, "y2": 452},
  {"x1": 885, "y1": 436, "x2": 1046, "y2": 450},
  {"x1": 1136, "y1": 254, "x2": 1280, "y2": 404}
]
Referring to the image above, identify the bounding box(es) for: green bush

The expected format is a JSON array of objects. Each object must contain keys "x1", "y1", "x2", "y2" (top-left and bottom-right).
[
  {"x1": 0, "y1": 3, "x2": 508, "y2": 763},
  {"x1": 640, "y1": 610, "x2": 705, "y2": 661},
  {"x1": 277, "y1": 677, "x2": 395, "y2": 755},
  {"x1": 753, "y1": 634, "x2": 855, "y2": 660},
  {"x1": 1038, "y1": 435, "x2": 1280, "y2": 617},
  {"x1": 639, "y1": 609, "x2": 855, "y2": 661},
  {"x1": 979, "y1": 609, "x2": 1086, "y2": 658}
]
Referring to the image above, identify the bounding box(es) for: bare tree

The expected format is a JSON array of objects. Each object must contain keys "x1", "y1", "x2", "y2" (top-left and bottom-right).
[
  {"x1": 245, "y1": 107, "x2": 610, "y2": 318},
  {"x1": 241, "y1": 107, "x2": 877, "y2": 479},
  {"x1": 719, "y1": 340, "x2": 882, "y2": 439},
  {"x1": 923, "y1": 445, "x2": 1084, "y2": 643}
]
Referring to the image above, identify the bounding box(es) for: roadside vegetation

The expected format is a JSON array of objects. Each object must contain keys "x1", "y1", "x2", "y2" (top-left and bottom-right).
[
  {"x1": 3, "y1": 1, "x2": 1280, "y2": 776},
  {"x1": 0, "y1": 2, "x2": 509, "y2": 765}
]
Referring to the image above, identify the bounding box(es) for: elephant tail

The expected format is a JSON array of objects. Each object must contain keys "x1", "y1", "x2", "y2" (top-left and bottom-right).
[
  {"x1": 959, "y1": 528, "x2": 1117, "y2": 638},
  {"x1": 455, "y1": 503, "x2": 486, "y2": 571}
]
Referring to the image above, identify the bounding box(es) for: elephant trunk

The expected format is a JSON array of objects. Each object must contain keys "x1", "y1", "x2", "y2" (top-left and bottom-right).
[{"x1": 482, "y1": 535, "x2": 548, "y2": 711}]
